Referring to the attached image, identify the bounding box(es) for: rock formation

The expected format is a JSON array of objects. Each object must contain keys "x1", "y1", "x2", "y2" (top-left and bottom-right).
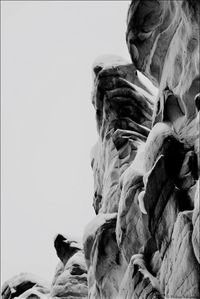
[
  {"x1": 1, "y1": 273, "x2": 51, "y2": 299},
  {"x1": 84, "y1": 0, "x2": 200, "y2": 298},
  {"x1": 2, "y1": 235, "x2": 88, "y2": 299},
  {"x1": 91, "y1": 55, "x2": 155, "y2": 214},
  {"x1": 2, "y1": 1, "x2": 199, "y2": 298},
  {"x1": 51, "y1": 234, "x2": 88, "y2": 298}
]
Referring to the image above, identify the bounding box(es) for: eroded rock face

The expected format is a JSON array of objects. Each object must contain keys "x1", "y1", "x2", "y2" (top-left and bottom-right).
[
  {"x1": 84, "y1": 54, "x2": 157, "y2": 296},
  {"x1": 83, "y1": 213, "x2": 127, "y2": 299},
  {"x1": 2, "y1": 1, "x2": 199, "y2": 298},
  {"x1": 1, "y1": 273, "x2": 51, "y2": 299},
  {"x1": 84, "y1": 0, "x2": 200, "y2": 298},
  {"x1": 127, "y1": 0, "x2": 200, "y2": 134},
  {"x1": 91, "y1": 55, "x2": 155, "y2": 214},
  {"x1": 1, "y1": 235, "x2": 89, "y2": 299},
  {"x1": 51, "y1": 234, "x2": 88, "y2": 299}
]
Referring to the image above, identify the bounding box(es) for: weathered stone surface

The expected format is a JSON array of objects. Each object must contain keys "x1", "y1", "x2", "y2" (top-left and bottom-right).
[
  {"x1": 116, "y1": 144, "x2": 151, "y2": 263},
  {"x1": 54, "y1": 234, "x2": 82, "y2": 266},
  {"x1": 119, "y1": 254, "x2": 163, "y2": 299},
  {"x1": 86, "y1": 0, "x2": 199, "y2": 298},
  {"x1": 192, "y1": 180, "x2": 200, "y2": 263},
  {"x1": 127, "y1": 0, "x2": 200, "y2": 132},
  {"x1": 91, "y1": 54, "x2": 155, "y2": 214},
  {"x1": 86, "y1": 53, "x2": 158, "y2": 297},
  {"x1": 1, "y1": 273, "x2": 50, "y2": 299},
  {"x1": 140, "y1": 117, "x2": 199, "y2": 296},
  {"x1": 159, "y1": 211, "x2": 200, "y2": 298},
  {"x1": 51, "y1": 234, "x2": 88, "y2": 299},
  {"x1": 83, "y1": 213, "x2": 126, "y2": 298},
  {"x1": 17, "y1": 286, "x2": 51, "y2": 299},
  {"x1": 2, "y1": 1, "x2": 199, "y2": 298},
  {"x1": 1, "y1": 235, "x2": 88, "y2": 299}
]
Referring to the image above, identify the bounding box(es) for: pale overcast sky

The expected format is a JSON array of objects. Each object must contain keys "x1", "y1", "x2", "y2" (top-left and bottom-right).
[{"x1": 1, "y1": 1, "x2": 130, "y2": 283}]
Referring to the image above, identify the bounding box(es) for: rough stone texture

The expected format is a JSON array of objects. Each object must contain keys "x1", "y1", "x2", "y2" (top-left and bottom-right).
[
  {"x1": 83, "y1": 213, "x2": 128, "y2": 299},
  {"x1": 192, "y1": 180, "x2": 200, "y2": 264},
  {"x1": 119, "y1": 254, "x2": 163, "y2": 299},
  {"x1": 1, "y1": 273, "x2": 51, "y2": 299},
  {"x1": 116, "y1": 145, "x2": 150, "y2": 264},
  {"x1": 51, "y1": 234, "x2": 88, "y2": 299},
  {"x1": 1, "y1": 236, "x2": 88, "y2": 299},
  {"x1": 91, "y1": 55, "x2": 155, "y2": 214},
  {"x1": 84, "y1": 0, "x2": 200, "y2": 298},
  {"x1": 2, "y1": 1, "x2": 200, "y2": 298},
  {"x1": 127, "y1": 0, "x2": 200, "y2": 135}
]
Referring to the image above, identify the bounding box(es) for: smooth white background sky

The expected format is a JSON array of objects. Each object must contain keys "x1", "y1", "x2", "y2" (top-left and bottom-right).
[{"x1": 1, "y1": 0, "x2": 130, "y2": 283}]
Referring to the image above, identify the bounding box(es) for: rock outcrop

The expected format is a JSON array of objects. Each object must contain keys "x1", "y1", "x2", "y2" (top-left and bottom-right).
[
  {"x1": 83, "y1": 213, "x2": 127, "y2": 298},
  {"x1": 51, "y1": 234, "x2": 88, "y2": 299},
  {"x1": 2, "y1": 235, "x2": 88, "y2": 299},
  {"x1": 84, "y1": 0, "x2": 200, "y2": 298},
  {"x1": 1, "y1": 273, "x2": 51, "y2": 299},
  {"x1": 2, "y1": 1, "x2": 199, "y2": 298},
  {"x1": 91, "y1": 55, "x2": 155, "y2": 214}
]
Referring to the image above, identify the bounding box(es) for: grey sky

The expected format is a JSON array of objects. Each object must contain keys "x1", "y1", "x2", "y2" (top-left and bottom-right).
[{"x1": 1, "y1": 1, "x2": 130, "y2": 283}]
